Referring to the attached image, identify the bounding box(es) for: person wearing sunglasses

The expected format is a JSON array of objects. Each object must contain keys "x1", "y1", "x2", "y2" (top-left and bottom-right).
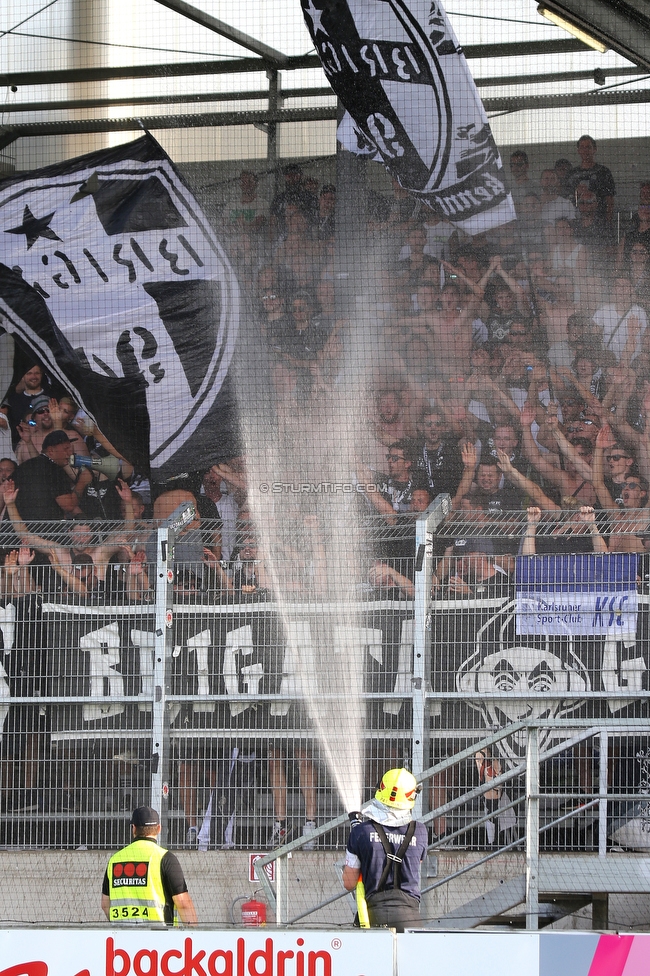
[
  {"x1": 520, "y1": 400, "x2": 598, "y2": 508},
  {"x1": 607, "y1": 477, "x2": 649, "y2": 553},
  {"x1": 15, "y1": 394, "x2": 54, "y2": 464},
  {"x1": 591, "y1": 423, "x2": 638, "y2": 510}
]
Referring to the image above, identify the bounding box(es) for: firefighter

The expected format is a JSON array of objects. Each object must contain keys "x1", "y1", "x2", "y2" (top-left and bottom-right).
[
  {"x1": 342, "y1": 768, "x2": 428, "y2": 931},
  {"x1": 101, "y1": 806, "x2": 197, "y2": 925}
]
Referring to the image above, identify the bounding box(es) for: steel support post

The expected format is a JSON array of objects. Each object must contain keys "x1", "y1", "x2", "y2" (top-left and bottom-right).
[
  {"x1": 275, "y1": 854, "x2": 289, "y2": 926},
  {"x1": 411, "y1": 512, "x2": 430, "y2": 794},
  {"x1": 152, "y1": 527, "x2": 173, "y2": 841},
  {"x1": 525, "y1": 726, "x2": 540, "y2": 930},
  {"x1": 598, "y1": 729, "x2": 609, "y2": 857},
  {"x1": 413, "y1": 495, "x2": 451, "y2": 814},
  {"x1": 267, "y1": 69, "x2": 278, "y2": 166}
]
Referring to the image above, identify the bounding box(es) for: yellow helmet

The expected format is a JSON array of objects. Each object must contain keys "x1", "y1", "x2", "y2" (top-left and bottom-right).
[{"x1": 375, "y1": 768, "x2": 420, "y2": 810}]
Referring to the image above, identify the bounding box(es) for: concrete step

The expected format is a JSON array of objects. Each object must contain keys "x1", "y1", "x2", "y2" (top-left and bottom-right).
[
  {"x1": 428, "y1": 854, "x2": 649, "y2": 930},
  {"x1": 426, "y1": 875, "x2": 526, "y2": 929}
]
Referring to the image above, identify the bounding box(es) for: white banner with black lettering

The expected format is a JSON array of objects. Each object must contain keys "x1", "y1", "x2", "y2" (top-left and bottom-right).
[
  {"x1": 300, "y1": 0, "x2": 515, "y2": 234},
  {"x1": 0, "y1": 135, "x2": 239, "y2": 479}
]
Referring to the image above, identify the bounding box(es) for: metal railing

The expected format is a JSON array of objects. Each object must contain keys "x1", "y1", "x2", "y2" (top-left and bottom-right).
[
  {"x1": 255, "y1": 718, "x2": 650, "y2": 928},
  {"x1": 1, "y1": 497, "x2": 649, "y2": 866}
]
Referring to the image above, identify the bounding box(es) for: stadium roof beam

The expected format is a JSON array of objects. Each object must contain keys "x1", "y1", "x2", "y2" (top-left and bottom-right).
[
  {"x1": 539, "y1": 1, "x2": 650, "y2": 70},
  {"x1": 0, "y1": 39, "x2": 591, "y2": 89},
  {"x1": 474, "y1": 65, "x2": 643, "y2": 89},
  {"x1": 1, "y1": 66, "x2": 644, "y2": 117},
  {"x1": 0, "y1": 88, "x2": 336, "y2": 116},
  {"x1": 150, "y1": 0, "x2": 288, "y2": 66},
  {"x1": 0, "y1": 107, "x2": 341, "y2": 151},
  {"x1": 483, "y1": 88, "x2": 650, "y2": 113},
  {"x1": 2, "y1": 60, "x2": 646, "y2": 121},
  {"x1": 2, "y1": 87, "x2": 650, "y2": 152}
]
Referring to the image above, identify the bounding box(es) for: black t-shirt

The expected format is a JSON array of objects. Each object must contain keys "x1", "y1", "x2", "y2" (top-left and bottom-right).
[
  {"x1": 375, "y1": 476, "x2": 417, "y2": 514},
  {"x1": 277, "y1": 317, "x2": 331, "y2": 361},
  {"x1": 467, "y1": 485, "x2": 523, "y2": 513},
  {"x1": 3, "y1": 385, "x2": 53, "y2": 446},
  {"x1": 262, "y1": 313, "x2": 292, "y2": 355},
  {"x1": 81, "y1": 479, "x2": 122, "y2": 521},
  {"x1": 102, "y1": 839, "x2": 188, "y2": 925},
  {"x1": 414, "y1": 439, "x2": 463, "y2": 497},
  {"x1": 567, "y1": 164, "x2": 615, "y2": 221},
  {"x1": 14, "y1": 454, "x2": 73, "y2": 521},
  {"x1": 572, "y1": 217, "x2": 615, "y2": 249}
]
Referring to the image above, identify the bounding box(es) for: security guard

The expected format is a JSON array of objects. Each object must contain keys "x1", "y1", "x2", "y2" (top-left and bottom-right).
[
  {"x1": 342, "y1": 768, "x2": 427, "y2": 931},
  {"x1": 101, "y1": 806, "x2": 197, "y2": 925}
]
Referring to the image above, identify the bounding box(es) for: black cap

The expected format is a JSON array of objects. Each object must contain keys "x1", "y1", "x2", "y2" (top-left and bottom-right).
[
  {"x1": 42, "y1": 429, "x2": 72, "y2": 450},
  {"x1": 31, "y1": 394, "x2": 50, "y2": 413},
  {"x1": 130, "y1": 806, "x2": 160, "y2": 827}
]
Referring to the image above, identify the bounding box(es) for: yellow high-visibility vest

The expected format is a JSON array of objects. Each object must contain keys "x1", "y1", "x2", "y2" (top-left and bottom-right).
[{"x1": 107, "y1": 838, "x2": 171, "y2": 924}]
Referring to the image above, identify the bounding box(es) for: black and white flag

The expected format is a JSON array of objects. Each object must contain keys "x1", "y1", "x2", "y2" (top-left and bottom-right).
[
  {"x1": 0, "y1": 135, "x2": 239, "y2": 478},
  {"x1": 301, "y1": 0, "x2": 516, "y2": 234}
]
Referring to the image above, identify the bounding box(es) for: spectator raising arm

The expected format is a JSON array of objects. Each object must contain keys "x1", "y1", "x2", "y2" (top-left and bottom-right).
[
  {"x1": 522, "y1": 506, "x2": 541, "y2": 555},
  {"x1": 0, "y1": 481, "x2": 65, "y2": 558},
  {"x1": 520, "y1": 400, "x2": 563, "y2": 483},
  {"x1": 495, "y1": 450, "x2": 558, "y2": 510},
  {"x1": 578, "y1": 505, "x2": 608, "y2": 553},
  {"x1": 452, "y1": 441, "x2": 477, "y2": 511},
  {"x1": 591, "y1": 424, "x2": 618, "y2": 510},
  {"x1": 547, "y1": 416, "x2": 594, "y2": 483},
  {"x1": 2, "y1": 547, "x2": 38, "y2": 599}
]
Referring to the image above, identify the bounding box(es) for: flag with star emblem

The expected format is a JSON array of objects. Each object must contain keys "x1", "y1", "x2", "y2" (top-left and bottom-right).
[
  {"x1": 300, "y1": 0, "x2": 515, "y2": 234},
  {"x1": 0, "y1": 134, "x2": 240, "y2": 479}
]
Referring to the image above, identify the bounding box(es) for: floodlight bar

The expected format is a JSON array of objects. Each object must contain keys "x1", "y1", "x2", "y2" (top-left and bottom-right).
[{"x1": 538, "y1": 5, "x2": 608, "y2": 53}]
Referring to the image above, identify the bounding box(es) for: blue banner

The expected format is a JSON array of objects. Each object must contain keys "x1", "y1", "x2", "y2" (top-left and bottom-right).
[{"x1": 515, "y1": 553, "x2": 639, "y2": 637}]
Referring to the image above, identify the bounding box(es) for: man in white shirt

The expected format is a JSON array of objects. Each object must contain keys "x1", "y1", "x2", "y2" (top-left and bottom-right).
[
  {"x1": 592, "y1": 276, "x2": 647, "y2": 365},
  {"x1": 198, "y1": 465, "x2": 239, "y2": 561},
  {"x1": 539, "y1": 169, "x2": 576, "y2": 226}
]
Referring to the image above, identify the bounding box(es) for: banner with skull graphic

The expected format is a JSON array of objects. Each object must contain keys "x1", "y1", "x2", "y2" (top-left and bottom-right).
[
  {"x1": 0, "y1": 135, "x2": 239, "y2": 479},
  {"x1": 431, "y1": 593, "x2": 650, "y2": 762},
  {"x1": 300, "y1": 0, "x2": 516, "y2": 234}
]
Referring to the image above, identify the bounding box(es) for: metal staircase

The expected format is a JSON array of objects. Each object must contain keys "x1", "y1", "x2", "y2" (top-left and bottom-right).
[{"x1": 255, "y1": 719, "x2": 650, "y2": 930}]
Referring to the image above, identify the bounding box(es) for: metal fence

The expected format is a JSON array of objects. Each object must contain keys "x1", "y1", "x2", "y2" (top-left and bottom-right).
[{"x1": 0, "y1": 499, "x2": 649, "y2": 859}]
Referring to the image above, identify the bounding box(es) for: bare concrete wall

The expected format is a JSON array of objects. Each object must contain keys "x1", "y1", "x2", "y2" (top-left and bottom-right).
[{"x1": 2, "y1": 849, "x2": 649, "y2": 931}]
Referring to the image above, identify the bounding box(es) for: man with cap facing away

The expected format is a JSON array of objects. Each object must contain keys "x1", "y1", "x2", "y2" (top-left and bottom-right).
[
  {"x1": 13, "y1": 429, "x2": 90, "y2": 522},
  {"x1": 102, "y1": 806, "x2": 197, "y2": 925}
]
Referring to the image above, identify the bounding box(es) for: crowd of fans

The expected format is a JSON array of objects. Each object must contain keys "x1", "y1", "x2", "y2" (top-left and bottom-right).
[
  {"x1": 222, "y1": 136, "x2": 650, "y2": 598},
  {"x1": 1, "y1": 139, "x2": 650, "y2": 847},
  {"x1": 0, "y1": 137, "x2": 649, "y2": 603}
]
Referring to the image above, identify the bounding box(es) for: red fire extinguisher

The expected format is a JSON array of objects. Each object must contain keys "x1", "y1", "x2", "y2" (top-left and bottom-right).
[{"x1": 241, "y1": 897, "x2": 267, "y2": 926}]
